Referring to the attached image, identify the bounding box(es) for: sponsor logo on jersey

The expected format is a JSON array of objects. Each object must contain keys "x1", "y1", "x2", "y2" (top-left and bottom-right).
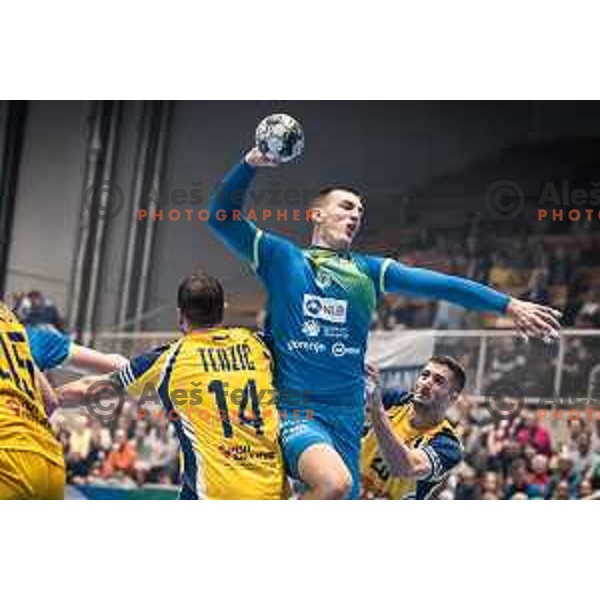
[
  {"x1": 301, "y1": 320, "x2": 321, "y2": 337},
  {"x1": 331, "y1": 341, "x2": 361, "y2": 357},
  {"x1": 323, "y1": 325, "x2": 349, "y2": 338},
  {"x1": 302, "y1": 294, "x2": 347, "y2": 324},
  {"x1": 287, "y1": 339, "x2": 326, "y2": 354},
  {"x1": 316, "y1": 271, "x2": 332, "y2": 289}
]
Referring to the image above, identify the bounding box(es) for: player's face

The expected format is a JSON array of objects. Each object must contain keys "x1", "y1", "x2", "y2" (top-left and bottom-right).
[
  {"x1": 315, "y1": 190, "x2": 364, "y2": 249},
  {"x1": 413, "y1": 362, "x2": 457, "y2": 409}
]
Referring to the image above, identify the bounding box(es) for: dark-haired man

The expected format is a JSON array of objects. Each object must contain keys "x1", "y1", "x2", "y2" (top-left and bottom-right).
[
  {"x1": 361, "y1": 356, "x2": 465, "y2": 500},
  {"x1": 207, "y1": 146, "x2": 561, "y2": 499},
  {"x1": 59, "y1": 273, "x2": 287, "y2": 500}
]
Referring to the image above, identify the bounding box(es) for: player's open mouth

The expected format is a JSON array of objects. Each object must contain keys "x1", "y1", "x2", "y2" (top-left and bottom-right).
[{"x1": 346, "y1": 224, "x2": 357, "y2": 236}]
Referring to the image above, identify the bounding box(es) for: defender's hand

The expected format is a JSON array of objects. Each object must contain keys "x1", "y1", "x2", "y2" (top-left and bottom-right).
[
  {"x1": 506, "y1": 298, "x2": 562, "y2": 341},
  {"x1": 244, "y1": 147, "x2": 279, "y2": 168}
]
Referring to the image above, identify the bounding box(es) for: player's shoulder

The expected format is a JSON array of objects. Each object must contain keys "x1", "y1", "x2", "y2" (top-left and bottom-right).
[
  {"x1": 439, "y1": 416, "x2": 461, "y2": 444},
  {"x1": 120, "y1": 340, "x2": 177, "y2": 383},
  {"x1": 206, "y1": 326, "x2": 270, "y2": 348},
  {"x1": 132, "y1": 340, "x2": 178, "y2": 366},
  {"x1": 429, "y1": 418, "x2": 464, "y2": 460},
  {"x1": 351, "y1": 252, "x2": 395, "y2": 283},
  {"x1": 382, "y1": 388, "x2": 412, "y2": 410},
  {"x1": 231, "y1": 327, "x2": 272, "y2": 353}
]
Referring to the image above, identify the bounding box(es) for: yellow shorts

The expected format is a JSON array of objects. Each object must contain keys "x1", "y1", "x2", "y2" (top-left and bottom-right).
[{"x1": 0, "y1": 449, "x2": 65, "y2": 500}]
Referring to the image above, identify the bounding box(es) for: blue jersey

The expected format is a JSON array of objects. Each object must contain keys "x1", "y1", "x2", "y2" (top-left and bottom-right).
[
  {"x1": 26, "y1": 325, "x2": 72, "y2": 371},
  {"x1": 207, "y1": 161, "x2": 510, "y2": 408}
]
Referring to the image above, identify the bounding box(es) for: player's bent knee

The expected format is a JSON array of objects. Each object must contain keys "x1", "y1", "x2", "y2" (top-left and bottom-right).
[
  {"x1": 297, "y1": 444, "x2": 353, "y2": 499},
  {"x1": 320, "y1": 469, "x2": 352, "y2": 499}
]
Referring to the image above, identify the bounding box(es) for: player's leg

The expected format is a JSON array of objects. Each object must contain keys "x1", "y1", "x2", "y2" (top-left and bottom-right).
[
  {"x1": 297, "y1": 443, "x2": 352, "y2": 500},
  {"x1": 279, "y1": 411, "x2": 352, "y2": 499}
]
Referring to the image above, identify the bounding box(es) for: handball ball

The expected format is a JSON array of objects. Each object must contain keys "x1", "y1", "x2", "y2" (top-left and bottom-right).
[{"x1": 255, "y1": 114, "x2": 304, "y2": 164}]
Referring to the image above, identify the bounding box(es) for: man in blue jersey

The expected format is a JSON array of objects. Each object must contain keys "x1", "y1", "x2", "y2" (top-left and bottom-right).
[{"x1": 206, "y1": 147, "x2": 561, "y2": 499}]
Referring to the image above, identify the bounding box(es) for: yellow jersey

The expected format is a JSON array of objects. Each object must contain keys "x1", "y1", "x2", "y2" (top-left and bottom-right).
[
  {"x1": 115, "y1": 327, "x2": 287, "y2": 499},
  {"x1": 360, "y1": 394, "x2": 462, "y2": 499},
  {"x1": 0, "y1": 303, "x2": 64, "y2": 467}
]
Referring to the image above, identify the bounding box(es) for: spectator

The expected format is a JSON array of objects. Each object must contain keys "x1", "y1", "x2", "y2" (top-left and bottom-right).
[
  {"x1": 529, "y1": 454, "x2": 551, "y2": 498},
  {"x1": 480, "y1": 471, "x2": 502, "y2": 499},
  {"x1": 553, "y1": 479, "x2": 571, "y2": 500},
  {"x1": 578, "y1": 479, "x2": 594, "y2": 499},
  {"x1": 514, "y1": 409, "x2": 552, "y2": 456},
  {"x1": 548, "y1": 245, "x2": 575, "y2": 287},
  {"x1": 570, "y1": 431, "x2": 595, "y2": 478},
  {"x1": 101, "y1": 429, "x2": 137, "y2": 481},
  {"x1": 503, "y1": 459, "x2": 539, "y2": 499},
  {"x1": 454, "y1": 466, "x2": 479, "y2": 500},
  {"x1": 548, "y1": 453, "x2": 580, "y2": 499},
  {"x1": 134, "y1": 422, "x2": 155, "y2": 485},
  {"x1": 521, "y1": 268, "x2": 551, "y2": 306},
  {"x1": 19, "y1": 290, "x2": 65, "y2": 331}
]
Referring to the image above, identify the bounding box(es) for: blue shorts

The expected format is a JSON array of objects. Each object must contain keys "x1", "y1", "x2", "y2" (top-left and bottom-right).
[{"x1": 278, "y1": 401, "x2": 365, "y2": 499}]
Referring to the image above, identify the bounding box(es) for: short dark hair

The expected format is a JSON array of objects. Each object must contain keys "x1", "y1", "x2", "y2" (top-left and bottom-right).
[
  {"x1": 428, "y1": 355, "x2": 466, "y2": 393},
  {"x1": 177, "y1": 273, "x2": 224, "y2": 328},
  {"x1": 309, "y1": 186, "x2": 363, "y2": 209}
]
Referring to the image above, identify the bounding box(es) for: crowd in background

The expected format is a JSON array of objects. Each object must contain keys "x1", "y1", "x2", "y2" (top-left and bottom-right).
[
  {"x1": 6, "y1": 212, "x2": 600, "y2": 496},
  {"x1": 374, "y1": 219, "x2": 600, "y2": 332},
  {"x1": 445, "y1": 402, "x2": 600, "y2": 500},
  {"x1": 53, "y1": 404, "x2": 180, "y2": 488}
]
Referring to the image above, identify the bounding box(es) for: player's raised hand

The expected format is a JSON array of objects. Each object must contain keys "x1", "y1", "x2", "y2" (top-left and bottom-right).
[
  {"x1": 365, "y1": 363, "x2": 384, "y2": 412},
  {"x1": 244, "y1": 147, "x2": 279, "y2": 168},
  {"x1": 505, "y1": 298, "x2": 562, "y2": 342}
]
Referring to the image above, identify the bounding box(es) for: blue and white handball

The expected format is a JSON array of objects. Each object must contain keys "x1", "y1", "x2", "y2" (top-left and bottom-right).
[{"x1": 255, "y1": 113, "x2": 304, "y2": 164}]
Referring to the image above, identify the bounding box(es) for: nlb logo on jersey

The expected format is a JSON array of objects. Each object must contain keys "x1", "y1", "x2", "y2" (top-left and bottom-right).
[{"x1": 302, "y1": 294, "x2": 347, "y2": 324}]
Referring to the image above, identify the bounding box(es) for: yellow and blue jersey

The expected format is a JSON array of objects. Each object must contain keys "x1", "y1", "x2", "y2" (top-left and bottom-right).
[
  {"x1": 361, "y1": 392, "x2": 463, "y2": 499},
  {"x1": 0, "y1": 303, "x2": 64, "y2": 468},
  {"x1": 113, "y1": 327, "x2": 287, "y2": 499}
]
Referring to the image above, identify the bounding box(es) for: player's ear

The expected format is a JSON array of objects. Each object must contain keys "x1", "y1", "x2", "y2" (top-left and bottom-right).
[{"x1": 310, "y1": 206, "x2": 324, "y2": 224}]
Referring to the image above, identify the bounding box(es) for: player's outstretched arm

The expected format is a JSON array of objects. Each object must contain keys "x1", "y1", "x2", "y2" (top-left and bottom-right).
[
  {"x1": 383, "y1": 261, "x2": 561, "y2": 340},
  {"x1": 56, "y1": 374, "x2": 116, "y2": 408},
  {"x1": 206, "y1": 148, "x2": 278, "y2": 262},
  {"x1": 368, "y1": 384, "x2": 432, "y2": 479},
  {"x1": 67, "y1": 344, "x2": 127, "y2": 373}
]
